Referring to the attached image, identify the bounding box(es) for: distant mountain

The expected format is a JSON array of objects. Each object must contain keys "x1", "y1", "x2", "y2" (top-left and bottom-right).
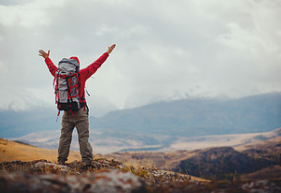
[
  {"x1": 1, "y1": 92, "x2": 281, "y2": 139},
  {"x1": 92, "y1": 92, "x2": 281, "y2": 136},
  {"x1": 0, "y1": 109, "x2": 60, "y2": 138}
]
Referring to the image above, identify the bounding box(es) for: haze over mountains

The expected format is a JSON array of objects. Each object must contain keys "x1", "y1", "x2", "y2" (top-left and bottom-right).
[
  {"x1": 91, "y1": 92, "x2": 281, "y2": 135},
  {"x1": 1, "y1": 92, "x2": 281, "y2": 153}
]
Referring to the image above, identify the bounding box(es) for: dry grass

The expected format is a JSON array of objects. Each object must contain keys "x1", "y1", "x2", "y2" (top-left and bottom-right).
[
  {"x1": 0, "y1": 138, "x2": 81, "y2": 163},
  {"x1": 0, "y1": 138, "x2": 211, "y2": 183},
  {"x1": 107, "y1": 151, "x2": 211, "y2": 182}
]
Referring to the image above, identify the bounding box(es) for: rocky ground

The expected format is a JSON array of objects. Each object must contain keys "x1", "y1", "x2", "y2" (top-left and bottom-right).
[{"x1": 1, "y1": 158, "x2": 281, "y2": 193}]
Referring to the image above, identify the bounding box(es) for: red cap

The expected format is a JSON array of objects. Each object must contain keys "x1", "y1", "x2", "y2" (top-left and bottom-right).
[{"x1": 70, "y1": 56, "x2": 80, "y2": 65}]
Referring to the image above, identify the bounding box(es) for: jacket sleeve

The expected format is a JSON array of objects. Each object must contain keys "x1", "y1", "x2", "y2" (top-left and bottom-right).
[
  {"x1": 45, "y1": 57, "x2": 58, "y2": 77},
  {"x1": 80, "y1": 52, "x2": 109, "y2": 80}
]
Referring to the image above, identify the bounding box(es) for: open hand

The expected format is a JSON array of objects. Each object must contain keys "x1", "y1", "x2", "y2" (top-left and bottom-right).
[
  {"x1": 107, "y1": 44, "x2": 116, "y2": 54},
  {"x1": 39, "y1": 49, "x2": 50, "y2": 58}
]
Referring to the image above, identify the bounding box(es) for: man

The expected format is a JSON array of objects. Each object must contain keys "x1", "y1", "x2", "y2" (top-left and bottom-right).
[{"x1": 39, "y1": 44, "x2": 116, "y2": 167}]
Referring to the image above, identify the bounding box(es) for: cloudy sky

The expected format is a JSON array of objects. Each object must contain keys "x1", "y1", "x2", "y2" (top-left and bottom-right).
[{"x1": 0, "y1": 0, "x2": 280, "y2": 116}]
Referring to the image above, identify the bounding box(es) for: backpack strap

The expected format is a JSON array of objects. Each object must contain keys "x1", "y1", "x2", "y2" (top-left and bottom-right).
[
  {"x1": 54, "y1": 70, "x2": 61, "y2": 104},
  {"x1": 56, "y1": 110, "x2": 60, "y2": 122},
  {"x1": 65, "y1": 76, "x2": 73, "y2": 103}
]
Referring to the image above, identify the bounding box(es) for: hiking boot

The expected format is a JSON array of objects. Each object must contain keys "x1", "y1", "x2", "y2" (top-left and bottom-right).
[
  {"x1": 83, "y1": 164, "x2": 96, "y2": 170},
  {"x1": 58, "y1": 161, "x2": 66, "y2": 165}
]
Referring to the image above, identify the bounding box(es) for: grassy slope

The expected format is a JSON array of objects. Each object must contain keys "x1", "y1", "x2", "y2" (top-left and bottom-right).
[
  {"x1": 0, "y1": 138, "x2": 210, "y2": 183},
  {"x1": 0, "y1": 138, "x2": 81, "y2": 163}
]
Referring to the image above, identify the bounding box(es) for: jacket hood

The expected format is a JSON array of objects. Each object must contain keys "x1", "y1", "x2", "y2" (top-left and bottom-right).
[{"x1": 70, "y1": 56, "x2": 80, "y2": 65}]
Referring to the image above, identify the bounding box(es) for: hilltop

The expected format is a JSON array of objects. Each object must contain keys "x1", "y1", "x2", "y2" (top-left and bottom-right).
[
  {"x1": 0, "y1": 138, "x2": 206, "y2": 181},
  {"x1": 0, "y1": 138, "x2": 210, "y2": 193},
  {"x1": 1, "y1": 137, "x2": 281, "y2": 192}
]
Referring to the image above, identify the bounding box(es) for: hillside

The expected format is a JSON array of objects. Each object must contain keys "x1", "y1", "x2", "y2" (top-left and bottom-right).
[
  {"x1": 107, "y1": 131, "x2": 281, "y2": 181},
  {"x1": 0, "y1": 138, "x2": 207, "y2": 182},
  {"x1": 0, "y1": 138, "x2": 81, "y2": 162},
  {"x1": 1, "y1": 138, "x2": 281, "y2": 192},
  {"x1": 0, "y1": 138, "x2": 213, "y2": 193}
]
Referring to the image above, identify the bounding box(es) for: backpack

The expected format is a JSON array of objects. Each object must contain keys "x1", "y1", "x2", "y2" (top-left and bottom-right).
[{"x1": 54, "y1": 58, "x2": 81, "y2": 113}]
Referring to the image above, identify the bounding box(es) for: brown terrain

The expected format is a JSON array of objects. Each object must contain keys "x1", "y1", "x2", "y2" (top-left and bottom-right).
[
  {"x1": 0, "y1": 138, "x2": 82, "y2": 162},
  {"x1": 1, "y1": 132, "x2": 281, "y2": 192},
  {"x1": 106, "y1": 128, "x2": 281, "y2": 181}
]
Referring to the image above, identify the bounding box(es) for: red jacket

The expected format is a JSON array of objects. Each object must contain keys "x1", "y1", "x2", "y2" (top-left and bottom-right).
[{"x1": 45, "y1": 52, "x2": 109, "y2": 105}]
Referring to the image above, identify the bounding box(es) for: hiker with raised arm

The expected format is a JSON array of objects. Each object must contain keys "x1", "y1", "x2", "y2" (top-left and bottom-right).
[{"x1": 39, "y1": 44, "x2": 116, "y2": 168}]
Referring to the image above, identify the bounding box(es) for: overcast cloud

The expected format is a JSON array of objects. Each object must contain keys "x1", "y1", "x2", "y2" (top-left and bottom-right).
[{"x1": 0, "y1": 0, "x2": 280, "y2": 116}]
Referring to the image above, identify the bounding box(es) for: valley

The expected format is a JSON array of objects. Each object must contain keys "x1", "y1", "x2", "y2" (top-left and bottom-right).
[{"x1": 106, "y1": 130, "x2": 281, "y2": 180}]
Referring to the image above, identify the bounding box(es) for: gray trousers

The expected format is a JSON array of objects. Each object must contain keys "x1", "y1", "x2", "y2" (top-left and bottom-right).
[{"x1": 57, "y1": 107, "x2": 93, "y2": 164}]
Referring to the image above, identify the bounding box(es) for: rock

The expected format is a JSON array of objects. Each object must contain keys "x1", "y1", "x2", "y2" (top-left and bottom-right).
[
  {"x1": 87, "y1": 169, "x2": 145, "y2": 193},
  {"x1": 1, "y1": 159, "x2": 281, "y2": 192},
  {"x1": 145, "y1": 169, "x2": 191, "y2": 185},
  {"x1": 33, "y1": 162, "x2": 81, "y2": 175},
  {"x1": 241, "y1": 180, "x2": 281, "y2": 193},
  {"x1": 146, "y1": 174, "x2": 157, "y2": 185},
  {"x1": 0, "y1": 159, "x2": 48, "y2": 172},
  {"x1": 0, "y1": 169, "x2": 146, "y2": 193},
  {"x1": 91, "y1": 161, "x2": 102, "y2": 169}
]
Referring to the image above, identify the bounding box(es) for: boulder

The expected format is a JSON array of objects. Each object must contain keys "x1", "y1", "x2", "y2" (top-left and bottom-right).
[{"x1": 0, "y1": 169, "x2": 146, "y2": 193}]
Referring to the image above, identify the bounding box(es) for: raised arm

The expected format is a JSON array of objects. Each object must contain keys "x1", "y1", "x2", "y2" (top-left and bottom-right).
[
  {"x1": 39, "y1": 49, "x2": 50, "y2": 58},
  {"x1": 80, "y1": 44, "x2": 116, "y2": 79},
  {"x1": 107, "y1": 44, "x2": 116, "y2": 54},
  {"x1": 39, "y1": 49, "x2": 57, "y2": 77}
]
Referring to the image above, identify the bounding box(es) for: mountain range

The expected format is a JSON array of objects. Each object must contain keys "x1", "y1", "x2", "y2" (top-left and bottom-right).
[
  {"x1": 91, "y1": 92, "x2": 281, "y2": 136},
  {"x1": 2, "y1": 92, "x2": 281, "y2": 138},
  {"x1": 1, "y1": 92, "x2": 280, "y2": 154}
]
